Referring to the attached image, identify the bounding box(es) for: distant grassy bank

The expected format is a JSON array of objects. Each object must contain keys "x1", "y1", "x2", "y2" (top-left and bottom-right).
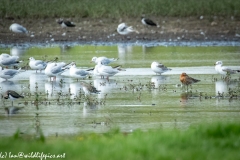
[
  {"x1": 0, "y1": 0, "x2": 239, "y2": 19},
  {"x1": 0, "y1": 122, "x2": 240, "y2": 160}
]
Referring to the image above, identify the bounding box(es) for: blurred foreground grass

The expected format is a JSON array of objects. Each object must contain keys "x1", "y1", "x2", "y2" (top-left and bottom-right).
[
  {"x1": 0, "y1": 0, "x2": 239, "y2": 18},
  {"x1": 0, "y1": 122, "x2": 240, "y2": 160}
]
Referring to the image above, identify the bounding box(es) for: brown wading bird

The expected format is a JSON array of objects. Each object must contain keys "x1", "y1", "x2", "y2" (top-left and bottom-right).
[
  {"x1": 4, "y1": 90, "x2": 24, "y2": 106},
  {"x1": 180, "y1": 73, "x2": 200, "y2": 91},
  {"x1": 79, "y1": 81, "x2": 101, "y2": 96}
]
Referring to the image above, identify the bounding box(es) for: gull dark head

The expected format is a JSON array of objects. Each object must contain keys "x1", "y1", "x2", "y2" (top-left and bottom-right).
[{"x1": 215, "y1": 61, "x2": 223, "y2": 66}]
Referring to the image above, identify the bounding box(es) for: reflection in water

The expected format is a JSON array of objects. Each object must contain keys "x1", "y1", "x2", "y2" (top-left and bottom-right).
[
  {"x1": 180, "y1": 92, "x2": 190, "y2": 106},
  {"x1": 151, "y1": 75, "x2": 170, "y2": 95},
  {"x1": 69, "y1": 82, "x2": 82, "y2": 99},
  {"x1": 94, "y1": 78, "x2": 117, "y2": 98},
  {"x1": 215, "y1": 80, "x2": 239, "y2": 96},
  {"x1": 4, "y1": 106, "x2": 24, "y2": 116},
  {"x1": 0, "y1": 80, "x2": 18, "y2": 92},
  {"x1": 151, "y1": 75, "x2": 169, "y2": 88},
  {"x1": 29, "y1": 73, "x2": 46, "y2": 93},
  {"x1": 45, "y1": 79, "x2": 70, "y2": 98},
  {"x1": 0, "y1": 44, "x2": 240, "y2": 136},
  {"x1": 83, "y1": 102, "x2": 98, "y2": 117},
  {"x1": 60, "y1": 45, "x2": 71, "y2": 53},
  {"x1": 10, "y1": 46, "x2": 27, "y2": 57},
  {"x1": 94, "y1": 78, "x2": 116, "y2": 92},
  {"x1": 117, "y1": 45, "x2": 132, "y2": 59}
]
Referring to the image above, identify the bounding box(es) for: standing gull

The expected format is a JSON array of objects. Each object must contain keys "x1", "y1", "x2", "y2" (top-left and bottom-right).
[
  {"x1": 214, "y1": 61, "x2": 240, "y2": 75},
  {"x1": 4, "y1": 90, "x2": 24, "y2": 106},
  {"x1": 180, "y1": 73, "x2": 200, "y2": 91},
  {"x1": 69, "y1": 63, "x2": 90, "y2": 80},
  {"x1": 44, "y1": 62, "x2": 73, "y2": 81},
  {"x1": 141, "y1": 16, "x2": 157, "y2": 27},
  {"x1": 91, "y1": 56, "x2": 118, "y2": 65},
  {"x1": 94, "y1": 62, "x2": 126, "y2": 80},
  {"x1": 79, "y1": 81, "x2": 101, "y2": 95},
  {"x1": 9, "y1": 23, "x2": 28, "y2": 34},
  {"x1": 117, "y1": 23, "x2": 139, "y2": 35},
  {"x1": 29, "y1": 57, "x2": 47, "y2": 73},
  {"x1": 0, "y1": 67, "x2": 21, "y2": 81},
  {"x1": 151, "y1": 61, "x2": 172, "y2": 75}
]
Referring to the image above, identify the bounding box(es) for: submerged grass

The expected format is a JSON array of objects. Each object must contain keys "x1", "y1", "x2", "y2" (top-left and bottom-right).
[
  {"x1": 0, "y1": 0, "x2": 239, "y2": 18},
  {"x1": 0, "y1": 122, "x2": 240, "y2": 160}
]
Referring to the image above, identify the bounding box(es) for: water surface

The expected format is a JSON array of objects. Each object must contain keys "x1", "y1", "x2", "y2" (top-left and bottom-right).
[{"x1": 0, "y1": 44, "x2": 239, "y2": 137}]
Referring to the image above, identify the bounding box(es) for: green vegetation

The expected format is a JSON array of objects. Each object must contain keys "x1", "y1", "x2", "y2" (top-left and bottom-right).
[
  {"x1": 1, "y1": 122, "x2": 240, "y2": 160},
  {"x1": 0, "y1": 0, "x2": 239, "y2": 18}
]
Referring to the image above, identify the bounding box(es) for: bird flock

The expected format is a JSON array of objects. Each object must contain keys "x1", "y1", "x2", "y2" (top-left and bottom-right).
[
  {"x1": 2, "y1": 16, "x2": 240, "y2": 108},
  {"x1": 1, "y1": 49, "x2": 239, "y2": 98},
  {"x1": 8, "y1": 16, "x2": 158, "y2": 38}
]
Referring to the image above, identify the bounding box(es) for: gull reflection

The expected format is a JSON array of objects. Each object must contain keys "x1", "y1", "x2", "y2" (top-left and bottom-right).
[
  {"x1": 215, "y1": 80, "x2": 239, "y2": 96},
  {"x1": 0, "y1": 80, "x2": 18, "y2": 91},
  {"x1": 60, "y1": 45, "x2": 71, "y2": 53},
  {"x1": 117, "y1": 45, "x2": 132, "y2": 60},
  {"x1": 94, "y1": 78, "x2": 117, "y2": 99},
  {"x1": 29, "y1": 73, "x2": 46, "y2": 93},
  {"x1": 151, "y1": 75, "x2": 169, "y2": 88},
  {"x1": 151, "y1": 75, "x2": 170, "y2": 95},
  {"x1": 69, "y1": 82, "x2": 82, "y2": 99},
  {"x1": 83, "y1": 102, "x2": 97, "y2": 117},
  {"x1": 10, "y1": 46, "x2": 27, "y2": 57},
  {"x1": 45, "y1": 79, "x2": 70, "y2": 98},
  {"x1": 4, "y1": 106, "x2": 24, "y2": 116}
]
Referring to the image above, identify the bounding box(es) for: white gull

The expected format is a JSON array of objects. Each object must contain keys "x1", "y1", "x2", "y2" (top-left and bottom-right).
[
  {"x1": 29, "y1": 57, "x2": 47, "y2": 73},
  {"x1": 94, "y1": 62, "x2": 126, "y2": 80},
  {"x1": 9, "y1": 23, "x2": 28, "y2": 34},
  {"x1": 117, "y1": 23, "x2": 139, "y2": 35},
  {"x1": 151, "y1": 61, "x2": 172, "y2": 75},
  {"x1": 214, "y1": 61, "x2": 240, "y2": 75},
  {"x1": 44, "y1": 62, "x2": 73, "y2": 81},
  {"x1": 69, "y1": 63, "x2": 90, "y2": 79},
  {"x1": 91, "y1": 56, "x2": 118, "y2": 65}
]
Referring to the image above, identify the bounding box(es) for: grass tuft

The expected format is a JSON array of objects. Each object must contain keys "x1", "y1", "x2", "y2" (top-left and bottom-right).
[
  {"x1": 0, "y1": 0, "x2": 239, "y2": 19},
  {"x1": 1, "y1": 122, "x2": 240, "y2": 159}
]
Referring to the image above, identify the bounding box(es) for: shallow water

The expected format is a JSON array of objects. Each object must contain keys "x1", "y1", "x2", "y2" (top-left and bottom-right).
[{"x1": 0, "y1": 44, "x2": 240, "y2": 137}]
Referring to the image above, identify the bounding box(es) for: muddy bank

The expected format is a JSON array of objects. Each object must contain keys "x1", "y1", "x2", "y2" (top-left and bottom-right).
[{"x1": 0, "y1": 17, "x2": 240, "y2": 45}]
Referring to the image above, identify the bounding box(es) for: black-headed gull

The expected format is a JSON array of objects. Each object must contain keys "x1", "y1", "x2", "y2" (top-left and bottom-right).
[
  {"x1": 57, "y1": 19, "x2": 75, "y2": 28},
  {"x1": 214, "y1": 61, "x2": 240, "y2": 75},
  {"x1": 9, "y1": 23, "x2": 28, "y2": 34},
  {"x1": 151, "y1": 62, "x2": 172, "y2": 75},
  {"x1": 4, "y1": 90, "x2": 24, "y2": 106},
  {"x1": 141, "y1": 16, "x2": 157, "y2": 27},
  {"x1": 91, "y1": 56, "x2": 118, "y2": 65},
  {"x1": 29, "y1": 57, "x2": 47, "y2": 73},
  {"x1": 69, "y1": 63, "x2": 90, "y2": 80},
  {"x1": 0, "y1": 67, "x2": 21, "y2": 81},
  {"x1": 0, "y1": 53, "x2": 22, "y2": 68},
  {"x1": 180, "y1": 73, "x2": 200, "y2": 91},
  {"x1": 79, "y1": 81, "x2": 101, "y2": 95},
  {"x1": 44, "y1": 62, "x2": 73, "y2": 81},
  {"x1": 117, "y1": 23, "x2": 139, "y2": 35},
  {"x1": 94, "y1": 62, "x2": 126, "y2": 80}
]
